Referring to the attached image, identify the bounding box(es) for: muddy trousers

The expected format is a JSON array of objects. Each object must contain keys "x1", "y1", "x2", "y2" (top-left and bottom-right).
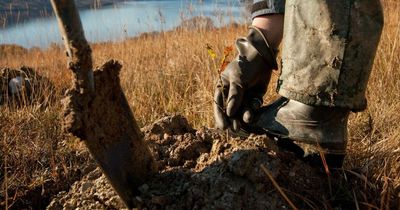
[{"x1": 252, "y1": 0, "x2": 384, "y2": 111}]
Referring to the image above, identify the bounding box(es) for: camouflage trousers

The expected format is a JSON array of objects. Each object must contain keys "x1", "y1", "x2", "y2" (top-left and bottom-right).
[{"x1": 252, "y1": 0, "x2": 384, "y2": 111}]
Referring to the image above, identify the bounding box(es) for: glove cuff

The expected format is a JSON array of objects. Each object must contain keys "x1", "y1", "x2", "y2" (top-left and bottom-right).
[{"x1": 247, "y1": 25, "x2": 278, "y2": 70}]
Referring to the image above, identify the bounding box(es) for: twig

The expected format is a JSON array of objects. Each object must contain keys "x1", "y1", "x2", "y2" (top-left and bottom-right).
[{"x1": 260, "y1": 164, "x2": 298, "y2": 210}]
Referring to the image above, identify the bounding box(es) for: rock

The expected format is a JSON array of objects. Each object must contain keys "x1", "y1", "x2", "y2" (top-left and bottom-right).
[{"x1": 80, "y1": 182, "x2": 93, "y2": 193}]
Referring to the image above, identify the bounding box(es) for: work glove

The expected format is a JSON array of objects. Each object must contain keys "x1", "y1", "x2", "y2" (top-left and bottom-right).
[{"x1": 214, "y1": 26, "x2": 277, "y2": 131}]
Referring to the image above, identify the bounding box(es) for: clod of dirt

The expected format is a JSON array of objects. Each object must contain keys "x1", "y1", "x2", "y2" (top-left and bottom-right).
[{"x1": 48, "y1": 115, "x2": 332, "y2": 210}]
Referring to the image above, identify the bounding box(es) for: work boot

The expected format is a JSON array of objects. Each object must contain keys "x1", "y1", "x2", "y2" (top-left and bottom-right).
[{"x1": 252, "y1": 97, "x2": 350, "y2": 168}]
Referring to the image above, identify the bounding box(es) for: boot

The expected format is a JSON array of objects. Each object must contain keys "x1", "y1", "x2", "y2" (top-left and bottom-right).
[{"x1": 252, "y1": 97, "x2": 350, "y2": 167}]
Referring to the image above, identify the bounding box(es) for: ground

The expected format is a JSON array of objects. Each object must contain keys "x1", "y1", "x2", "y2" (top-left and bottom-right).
[{"x1": 46, "y1": 115, "x2": 359, "y2": 210}]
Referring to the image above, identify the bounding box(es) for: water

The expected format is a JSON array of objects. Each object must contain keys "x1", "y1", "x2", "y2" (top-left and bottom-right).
[{"x1": 0, "y1": 0, "x2": 249, "y2": 49}]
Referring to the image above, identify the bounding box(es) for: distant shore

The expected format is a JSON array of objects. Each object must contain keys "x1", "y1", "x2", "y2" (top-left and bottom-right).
[{"x1": 0, "y1": 0, "x2": 127, "y2": 28}]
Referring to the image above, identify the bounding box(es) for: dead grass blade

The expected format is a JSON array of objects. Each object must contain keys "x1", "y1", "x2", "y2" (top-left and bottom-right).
[
  {"x1": 281, "y1": 188, "x2": 319, "y2": 210},
  {"x1": 344, "y1": 169, "x2": 377, "y2": 190},
  {"x1": 359, "y1": 202, "x2": 379, "y2": 210},
  {"x1": 318, "y1": 148, "x2": 332, "y2": 196},
  {"x1": 353, "y1": 189, "x2": 360, "y2": 210},
  {"x1": 260, "y1": 164, "x2": 298, "y2": 210}
]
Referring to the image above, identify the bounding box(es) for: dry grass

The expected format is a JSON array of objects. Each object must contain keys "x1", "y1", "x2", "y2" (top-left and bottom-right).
[
  {"x1": 345, "y1": 1, "x2": 400, "y2": 207},
  {"x1": 0, "y1": 0, "x2": 399, "y2": 209},
  {"x1": 0, "y1": 105, "x2": 94, "y2": 208}
]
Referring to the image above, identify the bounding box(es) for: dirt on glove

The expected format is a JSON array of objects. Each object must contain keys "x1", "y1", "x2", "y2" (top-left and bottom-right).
[{"x1": 47, "y1": 114, "x2": 340, "y2": 210}]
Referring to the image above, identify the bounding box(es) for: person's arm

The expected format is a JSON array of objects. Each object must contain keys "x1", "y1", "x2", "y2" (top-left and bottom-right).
[
  {"x1": 214, "y1": 0, "x2": 286, "y2": 131},
  {"x1": 252, "y1": 14, "x2": 284, "y2": 49},
  {"x1": 213, "y1": 15, "x2": 284, "y2": 130}
]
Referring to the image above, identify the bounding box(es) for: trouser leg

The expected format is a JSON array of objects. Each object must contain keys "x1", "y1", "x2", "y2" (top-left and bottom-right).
[
  {"x1": 251, "y1": 0, "x2": 286, "y2": 18},
  {"x1": 278, "y1": 0, "x2": 384, "y2": 111},
  {"x1": 248, "y1": 0, "x2": 384, "y2": 162}
]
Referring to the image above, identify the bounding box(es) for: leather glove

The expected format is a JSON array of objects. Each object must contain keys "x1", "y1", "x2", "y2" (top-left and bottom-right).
[{"x1": 214, "y1": 26, "x2": 277, "y2": 131}]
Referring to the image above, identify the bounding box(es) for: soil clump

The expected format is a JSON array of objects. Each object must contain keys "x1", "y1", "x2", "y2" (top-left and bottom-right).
[
  {"x1": 48, "y1": 115, "x2": 335, "y2": 210},
  {"x1": 0, "y1": 66, "x2": 55, "y2": 107}
]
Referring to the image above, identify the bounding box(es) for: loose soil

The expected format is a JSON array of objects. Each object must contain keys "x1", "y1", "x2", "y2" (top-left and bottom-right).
[{"x1": 47, "y1": 115, "x2": 351, "y2": 210}]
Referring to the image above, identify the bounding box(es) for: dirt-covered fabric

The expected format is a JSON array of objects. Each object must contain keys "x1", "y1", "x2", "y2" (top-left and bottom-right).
[
  {"x1": 251, "y1": 0, "x2": 286, "y2": 19},
  {"x1": 279, "y1": 0, "x2": 384, "y2": 111}
]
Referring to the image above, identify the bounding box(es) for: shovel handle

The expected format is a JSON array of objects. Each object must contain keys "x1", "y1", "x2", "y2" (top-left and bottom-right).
[
  {"x1": 50, "y1": 0, "x2": 94, "y2": 92},
  {"x1": 50, "y1": 1, "x2": 157, "y2": 208}
]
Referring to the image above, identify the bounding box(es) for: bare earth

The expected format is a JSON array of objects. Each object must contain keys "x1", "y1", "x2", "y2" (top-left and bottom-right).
[{"x1": 47, "y1": 115, "x2": 353, "y2": 210}]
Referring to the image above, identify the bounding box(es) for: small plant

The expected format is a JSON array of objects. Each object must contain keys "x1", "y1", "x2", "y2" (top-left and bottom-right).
[
  {"x1": 206, "y1": 43, "x2": 233, "y2": 75},
  {"x1": 206, "y1": 43, "x2": 233, "y2": 109}
]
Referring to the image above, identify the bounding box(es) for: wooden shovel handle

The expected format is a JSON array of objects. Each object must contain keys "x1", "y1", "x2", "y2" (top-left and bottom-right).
[{"x1": 50, "y1": 0, "x2": 94, "y2": 92}]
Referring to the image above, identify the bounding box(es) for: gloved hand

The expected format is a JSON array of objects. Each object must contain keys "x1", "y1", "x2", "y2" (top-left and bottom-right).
[{"x1": 214, "y1": 26, "x2": 277, "y2": 131}]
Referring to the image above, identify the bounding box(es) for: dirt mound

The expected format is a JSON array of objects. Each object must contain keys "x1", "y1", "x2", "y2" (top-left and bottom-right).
[
  {"x1": 47, "y1": 115, "x2": 334, "y2": 210},
  {"x1": 0, "y1": 66, "x2": 55, "y2": 107}
]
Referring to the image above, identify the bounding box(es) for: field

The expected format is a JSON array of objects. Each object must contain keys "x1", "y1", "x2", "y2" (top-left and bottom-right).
[{"x1": 1, "y1": 0, "x2": 399, "y2": 209}]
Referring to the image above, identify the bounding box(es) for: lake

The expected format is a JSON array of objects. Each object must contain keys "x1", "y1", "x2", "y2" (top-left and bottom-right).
[{"x1": 0, "y1": 0, "x2": 249, "y2": 49}]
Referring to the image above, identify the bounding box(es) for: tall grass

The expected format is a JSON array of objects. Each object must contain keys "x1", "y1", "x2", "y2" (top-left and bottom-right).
[
  {"x1": 346, "y1": 1, "x2": 400, "y2": 207},
  {"x1": 0, "y1": 0, "x2": 399, "y2": 209}
]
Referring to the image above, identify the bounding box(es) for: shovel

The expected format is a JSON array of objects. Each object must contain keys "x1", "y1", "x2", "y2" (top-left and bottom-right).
[{"x1": 50, "y1": 0, "x2": 157, "y2": 208}]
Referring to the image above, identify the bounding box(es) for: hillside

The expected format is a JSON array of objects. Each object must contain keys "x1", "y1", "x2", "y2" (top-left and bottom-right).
[{"x1": 0, "y1": 0, "x2": 126, "y2": 27}]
